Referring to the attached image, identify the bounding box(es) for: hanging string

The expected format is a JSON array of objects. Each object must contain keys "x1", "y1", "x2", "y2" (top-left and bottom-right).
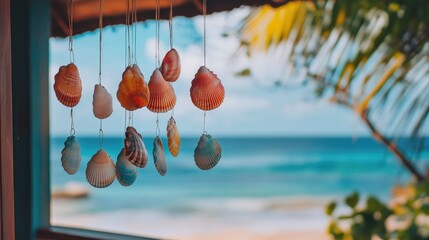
[
  {"x1": 99, "y1": 120, "x2": 104, "y2": 149},
  {"x1": 203, "y1": 0, "x2": 207, "y2": 66},
  {"x1": 124, "y1": 110, "x2": 127, "y2": 131},
  {"x1": 155, "y1": 114, "x2": 161, "y2": 137},
  {"x1": 169, "y1": 0, "x2": 173, "y2": 49},
  {"x1": 126, "y1": 0, "x2": 131, "y2": 66},
  {"x1": 98, "y1": 0, "x2": 103, "y2": 84},
  {"x1": 128, "y1": 110, "x2": 133, "y2": 127},
  {"x1": 155, "y1": 0, "x2": 161, "y2": 68},
  {"x1": 202, "y1": 111, "x2": 207, "y2": 134},
  {"x1": 70, "y1": 108, "x2": 75, "y2": 136},
  {"x1": 67, "y1": 0, "x2": 75, "y2": 63},
  {"x1": 133, "y1": 0, "x2": 138, "y2": 64}
]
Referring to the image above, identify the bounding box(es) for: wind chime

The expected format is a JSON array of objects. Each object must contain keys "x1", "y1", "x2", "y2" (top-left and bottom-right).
[
  {"x1": 162, "y1": 0, "x2": 181, "y2": 159},
  {"x1": 55, "y1": 0, "x2": 82, "y2": 176},
  {"x1": 146, "y1": 0, "x2": 178, "y2": 176},
  {"x1": 85, "y1": 0, "x2": 117, "y2": 189},
  {"x1": 116, "y1": 0, "x2": 149, "y2": 183},
  {"x1": 190, "y1": 0, "x2": 225, "y2": 170}
]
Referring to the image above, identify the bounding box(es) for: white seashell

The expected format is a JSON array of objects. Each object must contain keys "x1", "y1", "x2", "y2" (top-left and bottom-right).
[
  {"x1": 116, "y1": 148, "x2": 138, "y2": 186},
  {"x1": 86, "y1": 149, "x2": 116, "y2": 188},
  {"x1": 92, "y1": 84, "x2": 113, "y2": 119},
  {"x1": 61, "y1": 136, "x2": 82, "y2": 175},
  {"x1": 194, "y1": 134, "x2": 222, "y2": 170},
  {"x1": 153, "y1": 136, "x2": 167, "y2": 176}
]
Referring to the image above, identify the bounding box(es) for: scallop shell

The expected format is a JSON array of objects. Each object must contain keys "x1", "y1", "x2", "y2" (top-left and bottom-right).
[
  {"x1": 160, "y1": 48, "x2": 181, "y2": 82},
  {"x1": 194, "y1": 134, "x2": 222, "y2": 170},
  {"x1": 116, "y1": 148, "x2": 138, "y2": 186},
  {"x1": 92, "y1": 84, "x2": 113, "y2": 119},
  {"x1": 61, "y1": 136, "x2": 82, "y2": 175},
  {"x1": 166, "y1": 117, "x2": 180, "y2": 157},
  {"x1": 147, "y1": 69, "x2": 176, "y2": 113},
  {"x1": 54, "y1": 63, "x2": 82, "y2": 107},
  {"x1": 117, "y1": 64, "x2": 150, "y2": 111},
  {"x1": 153, "y1": 137, "x2": 167, "y2": 176},
  {"x1": 86, "y1": 149, "x2": 116, "y2": 188},
  {"x1": 190, "y1": 66, "x2": 225, "y2": 111},
  {"x1": 124, "y1": 126, "x2": 148, "y2": 168}
]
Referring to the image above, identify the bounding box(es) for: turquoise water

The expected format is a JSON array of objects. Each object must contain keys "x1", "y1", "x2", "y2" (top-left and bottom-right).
[{"x1": 51, "y1": 136, "x2": 428, "y2": 214}]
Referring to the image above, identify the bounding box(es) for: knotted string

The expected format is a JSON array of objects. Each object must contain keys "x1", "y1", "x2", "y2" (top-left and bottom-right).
[
  {"x1": 169, "y1": 0, "x2": 173, "y2": 49},
  {"x1": 70, "y1": 108, "x2": 75, "y2": 136},
  {"x1": 98, "y1": 0, "x2": 104, "y2": 149},
  {"x1": 203, "y1": 0, "x2": 207, "y2": 67},
  {"x1": 67, "y1": 0, "x2": 75, "y2": 63}
]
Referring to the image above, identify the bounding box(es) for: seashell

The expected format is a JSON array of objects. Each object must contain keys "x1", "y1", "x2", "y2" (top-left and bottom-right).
[
  {"x1": 117, "y1": 64, "x2": 150, "y2": 111},
  {"x1": 194, "y1": 134, "x2": 222, "y2": 170},
  {"x1": 116, "y1": 148, "x2": 137, "y2": 186},
  {"x1": 166, "y1": 117, "x2": 180, "y2": 157},
  {"x1": 61, "y1": 136, "x2": 82, "y2": 175},
  {"x1": 160, "y1": 48, "x2": 181, "y2": 82},
  {"x1": 147, "y1": 69, "x2": 176, "y2": 113},
  {"x1": 190, "y1": 66, "x2": 225, "y2": 111},
  {"x1": 86, "y1": 149, "x2": 116, "y2": 188},
  {"x1": 153, "y1": 136, "x2": 167, "y2": 176},
  {"x1": 92, "y1": 84, "x2": 113, "y2": 119},
  {"x1": 124, "y1": 126, "x2": 148, "y2": 168},
  {"x1": 54, "y1": 63, "x2": 82, "y2": 107}
]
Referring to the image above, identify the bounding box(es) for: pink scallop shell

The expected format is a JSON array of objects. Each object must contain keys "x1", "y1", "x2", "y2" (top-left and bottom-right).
[
  {"x1": 160, "y1": 48, "x2": 181, "y2": 82},
  {"x1": 54, "y1": 63, "x2": 82, "y2": 107},
  {"x1": 86, "y1": 149, "x2": 116, "y2": 188},
  {"x1": 147, "y1": 69, "x2": 176, "y2": 113}
]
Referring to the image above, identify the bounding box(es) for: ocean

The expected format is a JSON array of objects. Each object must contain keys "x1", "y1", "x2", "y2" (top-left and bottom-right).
[{"x1": 50, "y1": 136, "x2": 429, "y2": 239}]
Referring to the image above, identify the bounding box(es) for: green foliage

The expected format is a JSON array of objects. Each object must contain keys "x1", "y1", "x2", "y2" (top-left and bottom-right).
[{"x1": 327, "y1": 183, "x2": 429, "y2": 240}]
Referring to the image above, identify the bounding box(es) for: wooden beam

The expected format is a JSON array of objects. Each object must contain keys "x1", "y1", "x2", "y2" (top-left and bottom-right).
[{"x1": 0, "y1": 0, "x2": 15, "y2": 239}]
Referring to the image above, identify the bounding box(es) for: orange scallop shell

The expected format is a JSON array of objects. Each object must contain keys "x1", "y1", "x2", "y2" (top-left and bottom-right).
[
  {"x1": 166, "y1": 117, "x2": 180, "y2": 157},
  {"x1": 54, "y1": 63, "x2": 82, "y2": 107},
  {"x1": 147, "y1": 69, "x2": 176, "y2": 113},
  {"x1": 190, "y1": 66, "x2": 225, "y2": 111},
  {"x1": 117, "y1": 64, "x2": 150, "y2": 111},
  {"x1": 160, "y1": 48, "x2": 181, "y2": 82}
]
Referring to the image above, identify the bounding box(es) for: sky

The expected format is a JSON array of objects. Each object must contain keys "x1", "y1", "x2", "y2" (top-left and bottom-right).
[{"x1": 49, "y1": 7, "x2": 369, "y2": 137}]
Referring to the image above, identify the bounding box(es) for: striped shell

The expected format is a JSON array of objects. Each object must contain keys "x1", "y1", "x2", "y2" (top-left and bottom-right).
[
  {"x1": 166, "y1": 117, "x2": 180, "y2": 157},
  {"x1": 92, "y1": 84, "x2": 113, "y2": 119},
  {"x1": 153, "y1": 136, "x2": 167, "y2": 176},
  {"x1": 117, "y1": 64, "x2": 150, "y2": 111},
  {"x1": 147, "y1": 69, "x2": 176, "y2": 113},
  {"x1": 54, "y1": 63, "x2": 82, "y2": 107},
  {"x1": 160, "y1": 48, "x2": 181, "y2": 82},
  {"x1": 124, "y1": 126, "x2": 148, "y2": 168},
  {"x1": 116, "y1": 148, "x2": 137, "y2": 186},
  {"x1": 61, "y1": 136, "x2": 82, "y2": 175},
  {"x1": 194, "y1": 134, "x2": 222, "y2": 170},
  {"x1": 86, "y1": 149, "x2": 116, "y2": 188},
  {"x1": 190, "y1": 66, "x2": 225, "y2": 111}
]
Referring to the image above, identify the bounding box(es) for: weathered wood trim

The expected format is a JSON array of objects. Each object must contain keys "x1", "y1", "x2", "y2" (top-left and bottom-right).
[{"x1": 0, "y1": 0, "x2": 15, "y2": 239}]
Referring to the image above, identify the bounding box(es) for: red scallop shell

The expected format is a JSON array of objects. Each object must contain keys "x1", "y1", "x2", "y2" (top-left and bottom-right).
[
  {"x1": 147, "y1": 69, "x2": 176, "y2": 113},
  {"x1": 116, "y1": 64, "x2": 150, "y2": 111},
  {"x1": 54, "y1": 63, "x2": 82, "y2": 107},
  {"x1": 160, "y1": 48, "x2": 181, "y2": 82},
  {"x1": 190, "y1": 66, "x2": 225, "y2": 111}
]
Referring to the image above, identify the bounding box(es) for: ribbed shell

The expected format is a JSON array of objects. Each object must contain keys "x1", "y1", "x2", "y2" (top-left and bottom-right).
[
  {"x1": 61, "y1": 136, "x2": 82, "y2": 175},
  {"x1": 117, "y1": 64, "x2": 150, "y2": 111},
  {"x1": 194, "y1": 134, "x2": 222, "y2": 170},
  {"x1": 190, "y1": 66, "x2": 225, "y2": 111},
  {"x1": 147, "y1": 69, "x2": 176, "y2": 113},
  {"x1": 54, "y1": 63, "x2": 82, "y2": 107},
  {"x1": 166, "y1": 117, "x2": 180, "y2": 157},
  {"x1": 116, "y1": 148, "x2": 138, "y2": 186},
  {"x1": 124, "y1": 126, "x2": 148, "y2": 168},
  {"x1": 92, "y1": 84, "x2": 113, "y2": 119},
  {"x1": 160, "y1": 48, "x2": 181, "y2": 82},
  {"x1": 153, "y1": 136, "x2": 167, "y2": 176},
  {"x1": 86, "y1": 149, "x2": 116, "y2": 188}
]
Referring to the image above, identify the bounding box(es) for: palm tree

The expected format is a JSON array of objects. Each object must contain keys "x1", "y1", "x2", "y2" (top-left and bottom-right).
[{"x1": 235, "y1": 0, "x2": 429, "y2": 182}]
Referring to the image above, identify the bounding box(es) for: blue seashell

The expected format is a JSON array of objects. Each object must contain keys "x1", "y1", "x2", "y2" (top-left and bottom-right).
[
  {"x1": 61, "y1": 136, "x2": 82, "y2": 175},
  {"x1": 153, "y1": 136, "x2": 167, "y2": 176},
  {"x1": 116, "y1": 148, "x2": 138, "y2": 186},
  {"x1": 194, "y1": 134, "x2": 222, "y2": 170}
]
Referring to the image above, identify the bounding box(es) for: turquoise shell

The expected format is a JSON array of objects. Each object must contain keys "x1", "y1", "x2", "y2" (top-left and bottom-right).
[
  {"x1": 194, "y1": 134, "x2": 222, "y2": 170},
  {"x1": 153, "y1": 136, "x2": 167, "y2": 176},
  {"x1": 116, "y1": 148, "x2": 138, "y2": 186},
  {"x1": 61, "y1": 136, "x2": 82, "y2": 175}
]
